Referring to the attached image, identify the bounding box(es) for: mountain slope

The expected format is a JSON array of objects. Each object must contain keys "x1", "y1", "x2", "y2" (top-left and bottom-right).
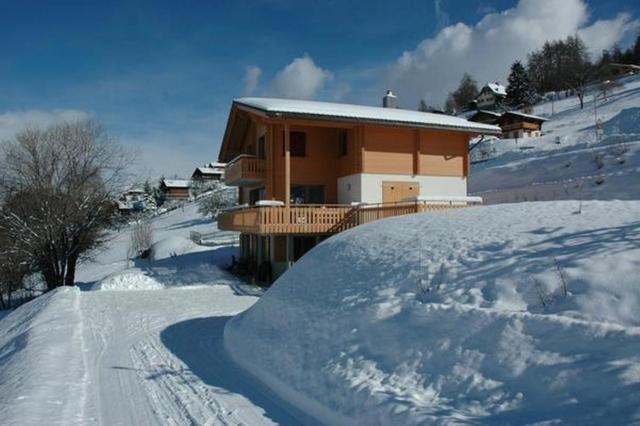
[{"x1": 470, "y1": 75, "x2": 640, "y2": 202}]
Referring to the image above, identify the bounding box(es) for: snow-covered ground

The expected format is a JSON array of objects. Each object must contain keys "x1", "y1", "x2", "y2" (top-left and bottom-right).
[
  {"x1": 0, "y1": 203, "x2": 311, "y2": 425},
  {"x1": 470, "y1": 74, "x2": 640, "y2": 202},
  {"x1": 226, "y1": 201, "x2": 640, "y2": 425}
]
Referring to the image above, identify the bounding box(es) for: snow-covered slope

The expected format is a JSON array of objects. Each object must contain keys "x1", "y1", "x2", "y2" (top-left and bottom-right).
[
  {"x1": 0, "y1": 202, "x2": 311, "y2": 425},
  {"x1": 470, "y1": 75, "x2": 640, "y2": 202},
  {"x1": 225, "y1": 201, "x2": 640, "y2": 425}
]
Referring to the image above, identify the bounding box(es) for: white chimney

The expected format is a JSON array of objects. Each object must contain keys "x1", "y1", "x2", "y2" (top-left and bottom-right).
[{"x1": 382, "y1": 90, "x2": 397, "y2": 108}]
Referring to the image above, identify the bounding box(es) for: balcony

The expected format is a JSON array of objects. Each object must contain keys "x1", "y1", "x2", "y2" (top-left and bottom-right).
[
  {"x1": 224, "y1": 155, "x2": 266, "y2": 186},
  {"x1": 217, "y1": 198, "x2": 481, "y2": 235}
]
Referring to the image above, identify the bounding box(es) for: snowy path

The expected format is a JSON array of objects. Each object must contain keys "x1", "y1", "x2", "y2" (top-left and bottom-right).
[{"x1": 80, "y1": 285, "x2": 310, "y2": 425}]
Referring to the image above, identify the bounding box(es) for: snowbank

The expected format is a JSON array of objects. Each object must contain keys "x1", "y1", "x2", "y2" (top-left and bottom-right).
[
  {"x1": 0, "y1": 287, "x2": 87, "y2": 425},
  {"x1": 225, "y1": 201, "x2": 640, "y2": 425},
  {"x1": 92, "y1": 270, "x2": 164, "y2": 291}
]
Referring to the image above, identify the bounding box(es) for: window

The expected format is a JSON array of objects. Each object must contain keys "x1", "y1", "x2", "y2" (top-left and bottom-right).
[
  {"x1": 284, "y1": 131, "x2": 306, "y2": 157},
  {"x1": 290, "y1": 185, "x2": 325, "y2": 204},
  {"x1": 338, "y1": 130, "x2": 348, "y2": 157}
]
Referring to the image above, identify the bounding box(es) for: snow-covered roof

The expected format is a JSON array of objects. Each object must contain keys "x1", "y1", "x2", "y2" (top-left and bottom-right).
[
  {"x1": 484, "y1": 83, "x2": 506, "y2": 96},
  {"x1": 162, "y1": 179, "x2": 190, "y2": 188},
  {"x1": 206, "y1": 162, "x2": 226, "y2": 168},
  {"x1": 502, "y1": 111, "x2": 548, "y2": 122},
  {"x1": 195, "y1": 167, "x2": 225, "y2": 175},
  {"x1": 234, "y1": 97, "x2": 501, "y2": 135}
]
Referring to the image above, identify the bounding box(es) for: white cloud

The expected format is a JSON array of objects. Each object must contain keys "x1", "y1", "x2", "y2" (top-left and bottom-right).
[
  {"x1": 269, "y1": 54, "x2": 333, "y2": 99},
  {"x1": 386, "y1": 0, "x2": 640, "y2": 108},
  {"x1": 0, "y1": 109, "x2": 90, "y2": 142},
  {"x1": 243, "y1": 66, "x2": 262, "y2": 95}
]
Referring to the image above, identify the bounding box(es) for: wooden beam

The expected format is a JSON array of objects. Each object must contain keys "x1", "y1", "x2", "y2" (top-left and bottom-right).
[{"x1": 284, "y1": 123, "x2": 291, "y2": 206}]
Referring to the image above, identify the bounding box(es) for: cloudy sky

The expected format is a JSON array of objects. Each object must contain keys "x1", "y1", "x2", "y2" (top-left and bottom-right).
[{"x1": 1, "y1": 0, "x2": 638, "y2": 178}]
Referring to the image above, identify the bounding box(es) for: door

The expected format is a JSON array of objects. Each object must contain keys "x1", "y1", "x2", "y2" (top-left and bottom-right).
[{"x1": 382, "y1": 181, "x2": 419, "y2": 203}]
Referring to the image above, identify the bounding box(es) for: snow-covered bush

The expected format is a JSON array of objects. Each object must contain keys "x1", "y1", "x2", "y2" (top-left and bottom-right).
[{"x1": 128, "y1": 218, "x2": 153, "y2": 260}]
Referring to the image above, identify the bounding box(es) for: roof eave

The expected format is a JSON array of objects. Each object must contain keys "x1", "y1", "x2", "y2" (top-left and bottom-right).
[{"x1": 232, "y1": 104, "x2": 501, "y2": 135}]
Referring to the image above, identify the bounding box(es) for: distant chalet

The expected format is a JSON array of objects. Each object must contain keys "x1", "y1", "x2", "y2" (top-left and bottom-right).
[
  {"x1": 160, "y1": 179, "x2": 191, "y2": 199},
  {"x1": 192, "y1": 162, "x2": 226, "y2": 182},
  {"x1": 475, "y1": 83, "x2": 506, "y2": 110},
  {"x1": 468, "y1": 110, "x2": 547, "y2": 139}
]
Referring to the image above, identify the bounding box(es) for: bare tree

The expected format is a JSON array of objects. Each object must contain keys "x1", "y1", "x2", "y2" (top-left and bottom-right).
[{"x1": 0, "y1": 120, "x2": 130, "y2": 289}]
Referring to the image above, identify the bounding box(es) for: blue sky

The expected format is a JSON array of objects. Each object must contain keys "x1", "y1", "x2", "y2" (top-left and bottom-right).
[{"x1": 1, "y1": 0, "x2": 638, "y2": 178}]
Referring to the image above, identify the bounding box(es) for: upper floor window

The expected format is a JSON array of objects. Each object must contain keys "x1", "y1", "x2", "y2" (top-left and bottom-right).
[{"x1": 284, "y1": 131, "x2": 306, "y2": 157}]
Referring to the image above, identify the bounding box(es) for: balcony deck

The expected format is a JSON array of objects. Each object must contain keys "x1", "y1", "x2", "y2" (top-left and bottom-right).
[
  {"x1": 224, "y1": 155, "x2": 265, "y2": 186},
  {"x1": 217, "y1": 199, "x2": 480, "y2": 235}
]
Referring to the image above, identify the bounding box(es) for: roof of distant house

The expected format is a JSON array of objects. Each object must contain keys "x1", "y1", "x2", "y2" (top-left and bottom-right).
[
  {"x1": 162, "y1": 179, "x2": 190, "y2": 188},
  {"x1": 481, "y1": 83, "x2": 507, "y2": 97},
  {"x1": 194, "y1": 167, "x2": 225, "y2": 175},
  {"x1": 233, "y1": 97, "x2": 501, "y2": 135},
  {"x1": 501, "y1": 111, "x2": 548, "y2": 122}
]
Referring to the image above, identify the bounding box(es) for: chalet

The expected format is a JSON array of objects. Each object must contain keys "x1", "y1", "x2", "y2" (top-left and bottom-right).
[
  {"x1": 160, "y1": 179, "x2": 191, "y2": 200},
  {"x1": 475, "y1": 83, "x2": 506, "y2": 110},
  {"x1": 216, "y1": 95, "x2": 501, "y2": 282},
  {"x1": 498, "y1": 111, "x2": 547, "y2": 139},
  {"x1": 192, "y1": 162, "x2": 226, "y2": 182},
  {"x1": 468, "y1": 110, "x2": 547, "y2": 139}
]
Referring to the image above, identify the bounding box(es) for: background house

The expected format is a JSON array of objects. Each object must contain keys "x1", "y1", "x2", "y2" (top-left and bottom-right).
[
  {"x1": 160, "y1": 179, "x2": 191, "y2": 200},
  {"x1": 469, "y1": 110, "x2": 547, "y2": 139},
  {"x1": 475, "y1": 82, "x2": 506, "y2": 110},
  {"x1": 192, "y1": 162, "x2": 226, "y2": 182}
]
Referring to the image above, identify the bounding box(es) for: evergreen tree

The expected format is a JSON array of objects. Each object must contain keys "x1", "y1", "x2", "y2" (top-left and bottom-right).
[
  {"x1": 418, "y1": 99, "x2": 429, "y2": 112},
  {"x1": 506, "y1": 61, "x2": 536, "y2": 108}
]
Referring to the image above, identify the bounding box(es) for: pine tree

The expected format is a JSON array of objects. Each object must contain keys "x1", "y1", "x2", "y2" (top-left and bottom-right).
[{"x1": 506, "y1": 60, "x2": 536, "y2": 109}]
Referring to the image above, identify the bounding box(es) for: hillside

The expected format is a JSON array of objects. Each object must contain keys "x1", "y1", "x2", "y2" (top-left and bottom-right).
[
  {"x1": 470, "y1": 75, "x2": 640, "y2": 202},
  {"x1": 225, "y1": 201, "x2": 640, "y2": 425},
  {"x1": 0, "y1": 203, "x2": 309, "y2": 426}
]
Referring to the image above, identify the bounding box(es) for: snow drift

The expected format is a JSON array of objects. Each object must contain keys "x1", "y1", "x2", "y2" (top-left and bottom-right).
[
  {"x1": 0, "y1": 287, "x2": 87, "y2": 425},
  {"x1": 91, "y1": 270, "x2": 164, "y2": 291},
  {"x1": 225, "y1": 201, "x2": 640, "y2": 425}
]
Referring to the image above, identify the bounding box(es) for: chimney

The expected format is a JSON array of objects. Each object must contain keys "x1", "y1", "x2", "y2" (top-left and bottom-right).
[{"x1": 382, "y1": 90, "x2": 397, "y2": 108}]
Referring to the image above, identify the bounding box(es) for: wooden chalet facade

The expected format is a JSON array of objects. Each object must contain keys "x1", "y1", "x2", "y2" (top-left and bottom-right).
[
  {"x1": 217, "y1": 97, "x2": 501, "y2": 282},
  {"x1": 469, "y1": 110, "x2": 547, "y2": 139}
]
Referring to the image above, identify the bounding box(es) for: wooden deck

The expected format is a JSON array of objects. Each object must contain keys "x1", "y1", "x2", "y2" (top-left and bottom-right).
[
  {"x1": 217, "y1": 200, "x2": 477, "y2": 235},
  {"x1": 224, "y1": 155, "x2": 265, "y2": 186}
]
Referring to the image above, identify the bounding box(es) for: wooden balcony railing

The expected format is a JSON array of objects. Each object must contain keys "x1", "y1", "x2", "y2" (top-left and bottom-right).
[
  {"x1": 218, "y1": 199, "x2": 479, "y2": 235},
  {"x1": 224, "y1": 155, "x2": 265, "y2": 186}
]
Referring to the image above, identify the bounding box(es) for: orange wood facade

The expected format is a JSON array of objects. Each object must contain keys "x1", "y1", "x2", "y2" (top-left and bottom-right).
[{"x1": 221, "y1": 108, "x2": 473, "y2": 208}]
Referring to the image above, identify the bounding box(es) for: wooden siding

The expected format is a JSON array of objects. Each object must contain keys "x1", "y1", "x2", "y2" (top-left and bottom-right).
[
  {"x1": 419, "y1": 130, "x2": 468, "y2": 177},
  {"x1": 362, "y1": 126, "x2": 414, "y2": 174},
  {"x1": 162, "y1": 187, "x2": 190, "y2": 199}
]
